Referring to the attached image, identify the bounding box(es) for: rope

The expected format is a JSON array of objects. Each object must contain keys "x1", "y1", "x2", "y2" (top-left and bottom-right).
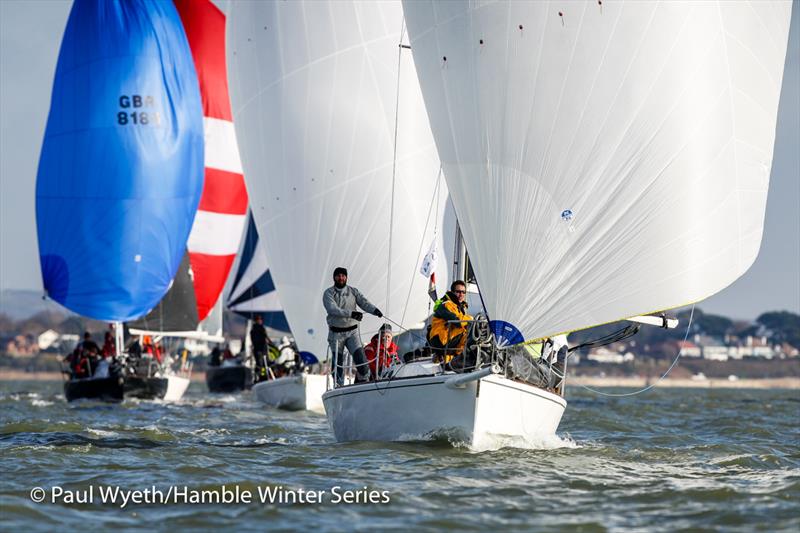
[
  {"x1": 575, "y1": 305, "x2": 695, "y2": 397},
  {"x1": 385, "y1": 19, "x2": 408, "y2": 317},
  {"x1": 399, "y1": 166, "x2": 442, "y2": 326},
  {"x1": 429, "y1": 172, "x2": 441, "y2": 316},
  {"x1": 382, "y1": 315, "x2": 428, "y2": 344}
]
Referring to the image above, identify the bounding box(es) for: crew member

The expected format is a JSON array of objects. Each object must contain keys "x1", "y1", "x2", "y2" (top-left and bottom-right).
[
  {"x1": 428, "y1": 280, "x2": 472, "y2": 363},
  {"x1": 364, "y1": 323, "x2": 400, "y2": 379},
  {"x1": 323, "y1": 267, "x2": 382, "y2": 386}
]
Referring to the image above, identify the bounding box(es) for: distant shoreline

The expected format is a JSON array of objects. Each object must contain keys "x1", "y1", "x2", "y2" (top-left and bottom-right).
[
  {"x1": 568, "y1": 376, "x2": 799, "y2": 390},
  {"x1": 1, "y1": 369, "x2": 797, "y2": 390}
]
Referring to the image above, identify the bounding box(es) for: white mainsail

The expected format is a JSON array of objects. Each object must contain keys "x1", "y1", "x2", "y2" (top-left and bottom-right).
[
  {"x1": 402, "y1": 0, "x2": 793, "y2": 341},
  {"x1": 227, "y1": 0, "x2": 449, "y2": 360}
]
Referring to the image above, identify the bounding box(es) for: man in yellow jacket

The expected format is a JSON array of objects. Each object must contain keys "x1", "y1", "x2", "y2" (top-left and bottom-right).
[{"x1": 428, "y1": 280, "x2": 473, "y2": 363}]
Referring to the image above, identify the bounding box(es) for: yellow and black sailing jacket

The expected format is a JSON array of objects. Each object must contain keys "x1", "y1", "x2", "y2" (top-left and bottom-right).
[{"x1": 428, "y1": 291, "x2": 472, "y2": 345}]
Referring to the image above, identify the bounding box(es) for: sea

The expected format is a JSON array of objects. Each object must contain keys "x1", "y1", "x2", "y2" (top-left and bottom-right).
[{"x1": 1, "y1": 380, "x2": 798, "y2": 532}]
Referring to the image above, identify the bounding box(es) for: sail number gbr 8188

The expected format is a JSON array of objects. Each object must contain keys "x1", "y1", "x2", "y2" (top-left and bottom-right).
[{"x1": 117, "y1": 94, "x2": 160, "y2": 126}]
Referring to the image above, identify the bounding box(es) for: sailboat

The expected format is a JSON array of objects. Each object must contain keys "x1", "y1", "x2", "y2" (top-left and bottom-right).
[
  {"x1": 337, "y1": 0, "x2": 791, "y2": 446},
  {"x1": 126, "y1": 0, "x2": 248, "y2": 400},
  {"x1": 212, "y1": 212, "x2": 291, "y2": 393},
  {"x1": 124, "y1": 252, "x2": 197, "y2": 401},
  {"x1": 226, "y1": 0, "x2": 451, "y2": 413},
  {"x1": 37, "y1": 0, "x2": 205, "y2": 402},
  {"x1": 227, "y1": 216, "x2": 323, "y2": 409}
]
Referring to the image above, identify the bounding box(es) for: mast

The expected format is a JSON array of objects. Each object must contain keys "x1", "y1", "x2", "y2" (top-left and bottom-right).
[
  {"x1": 452, "y1": 221, "x2": 465, "y2": 283},
  {"x1": 114, "y1": 321, "x2": 123, "y2": 357}
]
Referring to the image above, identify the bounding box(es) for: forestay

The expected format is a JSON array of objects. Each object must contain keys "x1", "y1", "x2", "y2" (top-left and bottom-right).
[
  {"x1": 402, "y1": 0, "x2": 793, "y2": 341},
  {"x1": 227, "y1": 0, "x2": 448, "y2": 360},
  {"x1": 36, "y1": 0, "x2": 204, "y2": 322}
]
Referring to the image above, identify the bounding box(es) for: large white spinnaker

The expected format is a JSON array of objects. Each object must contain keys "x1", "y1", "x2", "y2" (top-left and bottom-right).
[
  {"x1": 403, "y1": 1, "x2": 793, "y2": 342},
  {"x1": 227, "y1": 1, "x2": 449, "y2": 361}
]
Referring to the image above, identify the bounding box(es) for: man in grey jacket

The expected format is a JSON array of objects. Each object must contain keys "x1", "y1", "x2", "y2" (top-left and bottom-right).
[{"x1": 323, "y1": 266, "x2": 382, "y2": 386}]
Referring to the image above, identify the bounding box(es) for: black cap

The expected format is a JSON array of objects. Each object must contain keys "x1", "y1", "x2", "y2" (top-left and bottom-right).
[
  {"x1": 379, "y1": 323, "x2": 392, "y2": 333},
  {"x1": 333, "y1": 267, "x2": 348, "y2": 278}
]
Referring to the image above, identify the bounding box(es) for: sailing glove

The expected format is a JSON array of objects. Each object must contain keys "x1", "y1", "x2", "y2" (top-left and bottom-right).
[
  {"x1": 374, "y1": 309, "x2": 383, "y2": 318},
  {"x1": 351, "y1": 311, "x2": 363, "y2": 321}
]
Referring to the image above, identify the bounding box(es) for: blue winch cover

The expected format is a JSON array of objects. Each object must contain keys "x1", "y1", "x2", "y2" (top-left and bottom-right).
[{"x1": 36, "y1": 0, "x2": 204, "y2": 321}]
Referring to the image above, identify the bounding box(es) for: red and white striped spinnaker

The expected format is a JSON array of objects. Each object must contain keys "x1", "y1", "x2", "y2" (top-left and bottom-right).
[{"x1": 175, "y1": 0, "x2": 248, "y2": 321}]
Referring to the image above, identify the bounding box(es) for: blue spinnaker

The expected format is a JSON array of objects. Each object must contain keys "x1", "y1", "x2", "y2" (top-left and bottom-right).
[{"x1": 36, "y1": 0, "x2": 204, "y2": 321}]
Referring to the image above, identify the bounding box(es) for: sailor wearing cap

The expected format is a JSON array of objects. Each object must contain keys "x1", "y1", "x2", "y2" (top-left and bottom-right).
[{"x1": 322, "y1": 267, "x2": 383, "y2": 386}]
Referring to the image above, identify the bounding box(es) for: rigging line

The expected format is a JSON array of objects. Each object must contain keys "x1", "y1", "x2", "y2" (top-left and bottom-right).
[
  {"x1": 429, "y1": 169, "x2": 442, "y2": 315},
  {"x1": 386, "y1": 19, "x2": 407, "y2": 319},
  {"x1": 382, "y1": 315, "x2": 428, "y2": 345},
  {"x1": 473, "y1": 273, "x2": 490, "y2": 321},
  {"x1": 576, "y1": 304, "x2": 695, "y2": 398},
  {"x1": 399, "y1": 166, "x2": 442, "y2": 326}
]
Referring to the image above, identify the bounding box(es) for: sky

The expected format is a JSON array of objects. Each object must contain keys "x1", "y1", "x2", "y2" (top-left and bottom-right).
[{"x1": 0, "y1": 0, "x2": 798, "y2": 322}]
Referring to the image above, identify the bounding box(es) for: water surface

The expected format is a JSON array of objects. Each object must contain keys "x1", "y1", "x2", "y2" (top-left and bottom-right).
[{"x1": 1, "y1": 380, "x2": 797, "y2": 531}]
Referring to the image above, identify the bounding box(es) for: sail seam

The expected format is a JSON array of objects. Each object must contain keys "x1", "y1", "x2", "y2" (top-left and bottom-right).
[{"x1": 716, "y1": 1, "x2": 743, "y2": 272}]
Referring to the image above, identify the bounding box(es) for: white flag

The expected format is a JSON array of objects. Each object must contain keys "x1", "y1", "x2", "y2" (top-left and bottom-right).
[{"x1": 419, "y1": 237, "x2": 437, "y2": 278}]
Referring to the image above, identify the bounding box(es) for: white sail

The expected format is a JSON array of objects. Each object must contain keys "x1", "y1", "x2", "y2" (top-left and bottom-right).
[
  {"x1": 403, "y1": 0, "x2": 793, "y2": 341},
  {"x1": 227, "y1": 0, "x2": 448, "y2": 360}
]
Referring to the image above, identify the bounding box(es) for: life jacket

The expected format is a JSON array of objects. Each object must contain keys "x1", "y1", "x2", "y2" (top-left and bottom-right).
[
  {"x1": 429, "y1": 292, "x2": 472, "y2": 346},
  {"x1": 267, "y1": 345, "x2": 280, "y2": 362},
  {"x1": 364, "y1": 334, "x2": 399, "y2": 375}
]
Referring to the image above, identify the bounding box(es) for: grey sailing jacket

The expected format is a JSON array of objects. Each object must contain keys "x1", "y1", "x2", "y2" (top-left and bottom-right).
[{"x1": 323, "y1": 285, "x2": 378, "y2": 329}]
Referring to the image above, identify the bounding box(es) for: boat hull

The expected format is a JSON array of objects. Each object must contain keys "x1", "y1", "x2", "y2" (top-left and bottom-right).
[
  {"x1": 322, "y1": 374, "x2": 566, "y2": 446},
  {"x1": 206, "y1": 366, "x2": 253, "y2": 393},
  {"x1": 124, "y1": 375, "x2": 190, "y2": 401},
  {"x1": 64, "y1": 376, "x2": 124, "y2": 402},
  {"x1": 252, "y1": 374, "x2": 327, "y2": 414},
  {"x1": 124, "y1": 377, "x2": 168, "y2": 399},
  {"x1": 162, "y1": 375, "x2": 190, "y2": 401}
]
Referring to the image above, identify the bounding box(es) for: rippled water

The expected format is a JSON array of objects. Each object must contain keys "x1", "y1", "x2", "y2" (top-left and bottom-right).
[{"x1": 0, "y1": 380, "x2": 798, "y2": 531}]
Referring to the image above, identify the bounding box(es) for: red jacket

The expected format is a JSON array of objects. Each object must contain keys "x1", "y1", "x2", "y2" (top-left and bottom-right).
[
  {"x1": 102, "y1": 339, "x2": 115, "y2": 357},
  {"x1": 364, "y1": 334, "x2": 399, "y2": 376}
]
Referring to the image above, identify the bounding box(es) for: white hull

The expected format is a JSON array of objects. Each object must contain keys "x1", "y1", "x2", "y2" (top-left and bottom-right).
[
  {"x1": 322, "y1": 373, "x2": 566, "y2": 447},
  {"x1": 253, "y1": 374, "x2": 327, "y2": 414},
  {"x1": 162, "y1": 375, "x2": 190, "y2": 402}
]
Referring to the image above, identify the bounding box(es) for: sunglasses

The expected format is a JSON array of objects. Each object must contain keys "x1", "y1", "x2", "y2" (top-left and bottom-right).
[{"x1": 454, "y1": 290, "x2": 466, "y2": 294}]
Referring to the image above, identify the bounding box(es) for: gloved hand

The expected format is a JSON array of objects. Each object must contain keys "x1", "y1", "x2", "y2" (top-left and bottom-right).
[
  {"x1": 351, "y1": 311, "x2": 363, "y2": 321},
  {"x1": 374, "y1": 308, "x2": 383, "y2": 318}
]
